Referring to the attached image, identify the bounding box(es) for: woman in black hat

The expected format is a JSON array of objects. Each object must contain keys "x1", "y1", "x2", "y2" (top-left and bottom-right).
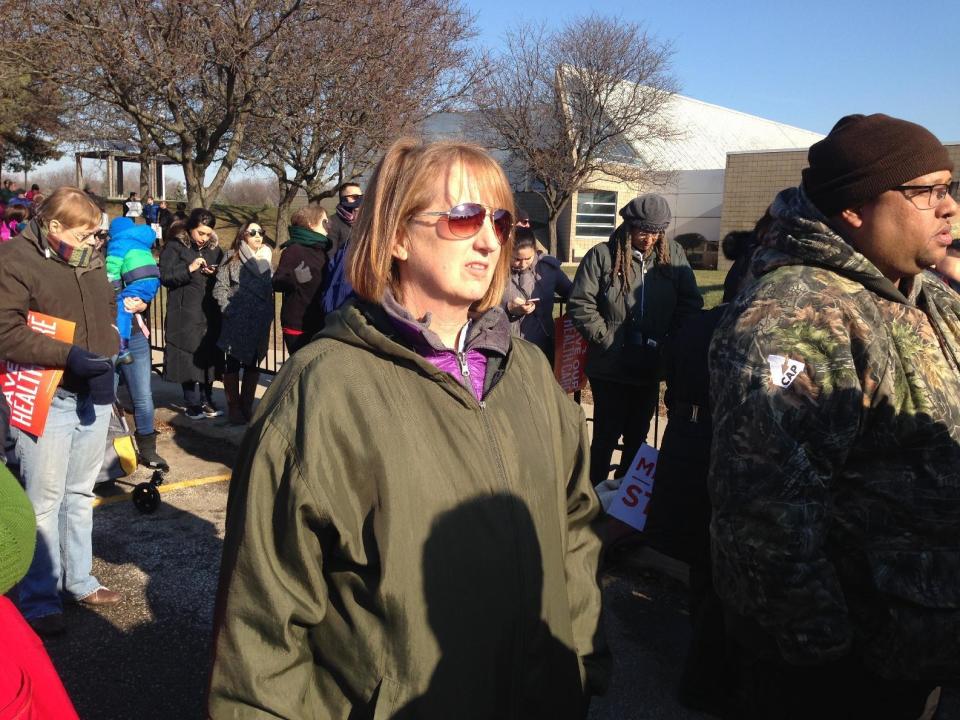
[{"x1": 568, "y1": 193, "x2": 702, "y2": 485}]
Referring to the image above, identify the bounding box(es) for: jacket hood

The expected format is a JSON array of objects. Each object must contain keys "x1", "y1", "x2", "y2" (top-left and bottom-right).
[
  {"x1": 754, "y1": 186, "x2": 918, "y2": 305},
  {"x1": 108, "y1": 216, "x2": 156, "y2": 251}
]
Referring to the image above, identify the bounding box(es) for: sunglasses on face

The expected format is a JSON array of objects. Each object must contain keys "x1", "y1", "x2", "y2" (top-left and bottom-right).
[
  {"x1": 412, "y1": 203, "x2": 513, "y2": 245},
  {"x1": 246, "y1": 228, "x2": 264, "y2": 237}
]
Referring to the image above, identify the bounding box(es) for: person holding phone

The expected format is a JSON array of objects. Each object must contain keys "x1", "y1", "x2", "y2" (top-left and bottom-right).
[
  {"x1": 159, "y1": 210, "x2": 225, "y2": 420},
  {"x1": 502, "y1": 227, "x2": 572, "y2": 363}
]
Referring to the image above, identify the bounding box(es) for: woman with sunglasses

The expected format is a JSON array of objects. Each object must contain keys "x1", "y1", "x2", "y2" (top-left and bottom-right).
[
  {"x1": 209, "y1": 138, "x2": 608, "y2": 718},
  {"x1": 0, "y1": 187, "x2": 123, "y2": 636},
  {"x1": 213, "y1": 221, "x2": 274, "y2": 424},
  {"x1": 159, "y1": 209, "x2": 225, "y2": 420}
]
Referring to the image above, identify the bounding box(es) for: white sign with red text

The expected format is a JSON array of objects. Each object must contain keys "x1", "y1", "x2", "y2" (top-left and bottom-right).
[{"x1": 606, "y1": 443, "x2": 659, "y2": 532}]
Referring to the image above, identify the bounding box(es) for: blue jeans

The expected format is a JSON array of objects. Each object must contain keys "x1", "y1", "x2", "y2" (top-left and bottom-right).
[
  {"x1": 116, "y1": 331, "x2": 155, "y2": 435},
  {"x1": 13, "y1": 391, "x2": 111, "y2": 619}
]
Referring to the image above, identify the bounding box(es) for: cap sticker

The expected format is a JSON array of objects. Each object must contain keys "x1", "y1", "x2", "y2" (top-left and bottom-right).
[{"x1": 768, "y1": 354, "x2": 805, "y2": 389}]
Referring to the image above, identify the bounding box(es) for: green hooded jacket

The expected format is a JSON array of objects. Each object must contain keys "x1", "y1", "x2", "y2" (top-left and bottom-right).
[
  {"x1": 567, "y1": 229, "x2": 702, "y2": 384},
  {"x1": 208, "y1": 300, "x2": 609, "y2": 719}
]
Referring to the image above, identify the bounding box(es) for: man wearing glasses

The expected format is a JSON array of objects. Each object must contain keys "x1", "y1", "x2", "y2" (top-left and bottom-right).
[{"x1": 708, "y1": 114, "x2": 960, "y2": 719}]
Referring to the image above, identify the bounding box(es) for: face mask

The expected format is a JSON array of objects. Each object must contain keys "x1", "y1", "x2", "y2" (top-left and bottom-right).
[{"x1": 340, "y1": 197, "x2": 362, "y2": 211}]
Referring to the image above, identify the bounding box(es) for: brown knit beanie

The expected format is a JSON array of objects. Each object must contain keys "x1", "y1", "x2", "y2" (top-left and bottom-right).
[{"x1": 802, "y1": 113, "x2": 954, "y2": 217}]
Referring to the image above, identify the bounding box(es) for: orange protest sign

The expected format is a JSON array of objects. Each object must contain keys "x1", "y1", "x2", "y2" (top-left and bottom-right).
[
  {"x1": 553, "y1": 313, "x2": 588, "y2": 394},
  {"x1": 0, "y1": 312, "x2": 76, "y2": 437}
]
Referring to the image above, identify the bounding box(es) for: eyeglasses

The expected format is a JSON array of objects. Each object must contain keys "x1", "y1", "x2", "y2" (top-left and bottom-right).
[
  {"x1": 341, "y1": 194, "x2": 362, "y2": 202},
  {"x1": 412, "y1": 203, "x2": 513, "y2": 245},
  {"x1": 72, "y1": 228, "x2": 102, "y2": 244},
  {"x1": 894, "y1": 181, "x2": 959, "y2": 210},
  {"x1": 246, "y1": 228, "x2": 264, "y2": 237}
]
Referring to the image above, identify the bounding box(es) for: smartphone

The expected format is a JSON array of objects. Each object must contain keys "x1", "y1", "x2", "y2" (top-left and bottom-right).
[
  {"x1": 526, "y1": 297, "x2": 541, "y2": 303},
  {"x1": 206, "y1": 264, "x2": 219, "y2": 271}
]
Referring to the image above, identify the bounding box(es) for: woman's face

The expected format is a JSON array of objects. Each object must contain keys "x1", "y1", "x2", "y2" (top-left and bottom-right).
[
  {"x1": 512, "y1": 246, "x2": 536, "y2": 272},
  {"x1": 393, "y1": 161, "x2": 503, "y2": 314},
  {"x1": 190, "y1": 224, "x2": 215, "y2": 246},
  {"x1": 48, "y1": 218, "x2": 100, "y2": 249},
  {"x1": 244, "y1": 224, "x2": 264, "y2": 250}
]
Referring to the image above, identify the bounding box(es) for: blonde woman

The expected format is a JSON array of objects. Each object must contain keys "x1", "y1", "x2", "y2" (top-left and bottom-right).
[
  {"x1": 0, "y1": 187, "x2": 122, "y2": 636},
  {"x1": 209, "y1": 139, "x2": 609, "y2": 718}
]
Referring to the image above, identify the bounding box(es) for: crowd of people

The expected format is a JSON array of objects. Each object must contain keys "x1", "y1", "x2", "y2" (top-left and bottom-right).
[{"x1": 0, "y1": 111, "x2": 959, "y2": 719}]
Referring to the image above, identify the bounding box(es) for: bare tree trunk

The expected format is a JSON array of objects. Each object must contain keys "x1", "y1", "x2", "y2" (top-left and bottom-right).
[
  {"x1": 274, "y1": 176, "x2": 301, "y2": 248},
  {"x1": 182, "y1": 161, "x2": 208, "y2": 209},
  {"x1": 547, "y1": 215, "x2": 560, "y2": 259}
]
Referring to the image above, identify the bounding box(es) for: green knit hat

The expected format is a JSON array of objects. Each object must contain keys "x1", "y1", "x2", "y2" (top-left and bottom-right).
[{"x1": 0, "y1": 463, "x2": 37, "y2": 594}]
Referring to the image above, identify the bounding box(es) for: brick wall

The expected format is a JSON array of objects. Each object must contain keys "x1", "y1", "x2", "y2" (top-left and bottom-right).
[{"x1": 718, "y1": 144, "x2": 960, "y2": 270}]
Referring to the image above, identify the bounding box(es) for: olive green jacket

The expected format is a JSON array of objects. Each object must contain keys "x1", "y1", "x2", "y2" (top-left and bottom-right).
[
  {"x1": 567, "y1": 230, "x2": 702, "y2": 384},
  {"x1": 208, "y1": 300, "x2": 609, "y2": 719}
]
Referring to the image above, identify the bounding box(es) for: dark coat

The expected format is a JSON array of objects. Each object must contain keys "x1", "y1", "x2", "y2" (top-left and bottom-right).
[
  {"x1": 213, "y1": 250, "x2": 274, "y2": 366},
  {"x1": 567, "y1": 230, "x2": 702, "y2": 384},
  {"x1": 325, "y1": 213, "x2": 353, "y2": 252},
  {"x1": 501, "y1": 254, "x2": 572, "y2": 356},
  {"x1": 273, "y1": 243, "x2": 327, "y2": 338},
  {"x1": 0, "y1": 220, "x2": 118, "y2": 394},
  {"x1": 643, "y1": 305, "x2": 725, "y2": 566},
  {"x1": 159, "y1": 239, "x2": 224, "y2": 383}
]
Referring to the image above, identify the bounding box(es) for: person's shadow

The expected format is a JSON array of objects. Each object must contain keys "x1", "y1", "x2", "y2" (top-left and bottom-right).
[{"x1": 384, "y1": 493, "x2": 592, "y2": 720}]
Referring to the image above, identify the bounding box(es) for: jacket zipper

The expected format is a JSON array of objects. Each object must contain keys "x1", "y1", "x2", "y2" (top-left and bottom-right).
[
  {"x1": 475, "y1": 370, "x2": 526, "y2": 719},
  {"x1": 456, "y1": 350, "x2": 470, "y2": 379}
]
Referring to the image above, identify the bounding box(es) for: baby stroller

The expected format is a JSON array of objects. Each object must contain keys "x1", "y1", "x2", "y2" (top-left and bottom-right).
[{"x1": 96, "y1": 403, "x2": 165, "y2": 513}]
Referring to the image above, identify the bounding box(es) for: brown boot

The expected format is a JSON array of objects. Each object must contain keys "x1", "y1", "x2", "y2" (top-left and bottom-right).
[
  {"x1": 240, "y1": 370, "x2": 260, "y2": 421},
  {"x1": 222, "y1": 372, "x2": 245, "y2": 425}
]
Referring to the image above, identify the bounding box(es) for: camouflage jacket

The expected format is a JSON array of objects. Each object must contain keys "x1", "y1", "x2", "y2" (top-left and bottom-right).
[{"x1": 708, "y1": 186, "x2": 960, "y2": 680}]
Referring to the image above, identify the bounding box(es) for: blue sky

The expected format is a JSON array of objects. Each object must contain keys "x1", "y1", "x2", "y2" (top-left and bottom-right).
[{"x1": 467, "y1": 0, "x2": 960, "y2": 141}]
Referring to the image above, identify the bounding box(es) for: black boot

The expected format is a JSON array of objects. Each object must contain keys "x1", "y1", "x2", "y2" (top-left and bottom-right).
[{"x1": 136, "y1": 432, "x2": 169, "y2": 472}]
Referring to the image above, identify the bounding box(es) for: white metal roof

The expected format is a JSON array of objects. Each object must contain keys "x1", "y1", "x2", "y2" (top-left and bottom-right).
[{"x1": 629, "y1": 93, "x2": 824, "y2": 171}]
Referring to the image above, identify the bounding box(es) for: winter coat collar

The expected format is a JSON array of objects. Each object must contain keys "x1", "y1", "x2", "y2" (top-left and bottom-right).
[{"x1": 378, "y1": 289, "x2": 511, "y2": 356}]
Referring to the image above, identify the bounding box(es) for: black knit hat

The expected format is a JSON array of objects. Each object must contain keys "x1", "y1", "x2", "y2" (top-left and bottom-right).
[
  {"x1": 802, "y1": 113, "x2": 954, "y2": 216},
  {"x1": 619, "y1": 194, "x2": 671, "y2": 233}
]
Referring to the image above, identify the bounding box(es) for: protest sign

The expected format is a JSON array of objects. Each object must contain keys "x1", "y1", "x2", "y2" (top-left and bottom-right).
[
  {"x1": 606, "y1": 443, "x2": 659, "y2": 532},
  {"x1": 0, "y1": 312, "x2": 76, "y2": 436},
  {"x1": 553, "y1": 313, "x2": 588, "y2": 393}
]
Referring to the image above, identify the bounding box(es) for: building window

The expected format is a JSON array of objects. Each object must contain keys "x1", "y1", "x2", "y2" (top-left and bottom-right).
[{"x1": 575, "y1": 190, "x2": 617, "y2": 237}]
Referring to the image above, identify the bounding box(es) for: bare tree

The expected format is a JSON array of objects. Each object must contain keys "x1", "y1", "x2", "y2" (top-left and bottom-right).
[
  {"x1": 244, "y1": 0, "x2": 478, "y2": 245},
  {"x1": 472, "y1": 15, "x2": 678, "y2": 261},
  {"x1": 6, "y1": 0, "x2": 331, "y2": 208}
]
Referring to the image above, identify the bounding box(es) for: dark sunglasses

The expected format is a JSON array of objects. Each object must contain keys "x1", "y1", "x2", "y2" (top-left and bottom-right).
[
  {"x1": 246, "y1": 228, "x2": 264, "y2": 237},
  {"x1": 412, "y1": 203, "x2": 513, "y2": 244}
]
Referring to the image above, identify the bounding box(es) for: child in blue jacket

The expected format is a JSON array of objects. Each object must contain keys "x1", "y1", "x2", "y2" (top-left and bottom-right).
[{"x1": 106, "y1": 217, "x2": 161, "y2": 364}]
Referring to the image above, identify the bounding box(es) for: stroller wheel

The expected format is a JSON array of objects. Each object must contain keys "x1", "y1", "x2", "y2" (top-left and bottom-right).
[{"x1": 132, "y1": 483, "x2": 161, "y2": 514}]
